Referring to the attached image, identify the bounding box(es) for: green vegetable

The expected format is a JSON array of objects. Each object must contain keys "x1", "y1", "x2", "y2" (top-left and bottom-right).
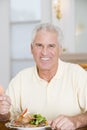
[{"x1": 30, "y1": 114, "x2": 47, "y2": 125}]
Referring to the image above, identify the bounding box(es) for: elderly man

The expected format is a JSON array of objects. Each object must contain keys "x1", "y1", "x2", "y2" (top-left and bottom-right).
[{"x1": 0, "y1": 23, "x2": 87, "y2": 130}]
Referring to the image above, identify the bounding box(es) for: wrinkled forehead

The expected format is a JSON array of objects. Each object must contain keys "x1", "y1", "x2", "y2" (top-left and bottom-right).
[{"x1": 32, "y1": 30, "x2": 59, "y2": 47}]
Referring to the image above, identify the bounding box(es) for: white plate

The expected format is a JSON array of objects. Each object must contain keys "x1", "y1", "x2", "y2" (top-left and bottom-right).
[{"x1": 5, "y1": 122, "x2": 51, "y2": 130}]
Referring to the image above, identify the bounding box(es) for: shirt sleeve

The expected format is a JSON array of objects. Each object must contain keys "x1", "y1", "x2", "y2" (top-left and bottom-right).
[
  {"x1": 6, "y1": 73, "x2": 22, "y2": 119},
  {"x1": 76, "y1": 66, "x2": 87, "y2": 112}
]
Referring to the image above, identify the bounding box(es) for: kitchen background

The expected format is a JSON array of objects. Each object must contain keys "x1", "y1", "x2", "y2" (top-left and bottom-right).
[{"x1": 0, "y1": 0, "x2": 87, "y2": 88}]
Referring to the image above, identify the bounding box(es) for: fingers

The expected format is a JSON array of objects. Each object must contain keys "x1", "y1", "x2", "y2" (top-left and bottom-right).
[
  {"x1": 0, "y1": 107, "x2": 10, "y2": 114},
  {"x1": 49, "y1": 115, "x2": 76, "y2": 130},
  {"x1": 50, "y1": 115, "x2": 64, "y2": 129},
  {"x1": 0, "y1": 94, "x2": 11, "y2": 103},
  {"x1": 48, "y1": 120, "x2": 52, "y2": 125},
  {"x1": 0, "y1": 94, "x2": 11, "y2": 114}
]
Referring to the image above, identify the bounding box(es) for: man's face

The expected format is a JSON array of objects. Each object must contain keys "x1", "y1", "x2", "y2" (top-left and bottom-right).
[{"x1": 31, "y1": 30, "x2": 61, "y2": 71}]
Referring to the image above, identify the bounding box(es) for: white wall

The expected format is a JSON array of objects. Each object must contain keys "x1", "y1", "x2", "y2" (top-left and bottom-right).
[
  {"x1": 52, "y1": 0, "x2": 75, "y2": 53},
  {"x1": 0, "y1": 0, "x2": 10, "y2": 88},
  {"x1": 41, "y1": 0, "x2": 52, "y2": 22}
]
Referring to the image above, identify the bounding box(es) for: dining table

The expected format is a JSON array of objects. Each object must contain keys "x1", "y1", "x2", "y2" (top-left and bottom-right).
[{"x1": 0, "y1": 121, "x2": 87, "y2": 130}]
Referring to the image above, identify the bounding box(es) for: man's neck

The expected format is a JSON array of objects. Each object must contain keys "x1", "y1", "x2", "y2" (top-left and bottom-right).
[{"x1": 37, "y1": 66, "x2": 58, "y2": 82}]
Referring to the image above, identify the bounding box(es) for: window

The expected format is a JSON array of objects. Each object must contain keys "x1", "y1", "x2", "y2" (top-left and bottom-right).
[{"x1": 10, "y1": 0, "x2": 41, "y2": 77}]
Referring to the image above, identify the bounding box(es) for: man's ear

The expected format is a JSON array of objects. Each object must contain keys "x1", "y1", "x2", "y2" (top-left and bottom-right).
[
  {"x1": 31, "y1": 44, "x2": 33, "y2": 54},
  {"x1": 59, "y1": 45, "x2": 62, "y2": 56}
]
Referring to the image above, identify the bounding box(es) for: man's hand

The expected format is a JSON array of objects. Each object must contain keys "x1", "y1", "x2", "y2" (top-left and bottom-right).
[
  {"x1": 48, "y1": 115, "x2": 76, "y2": 130},
  {"x1": 48, "y1": 113, "x2": 87, "y2": 130},
  {"x1": 0, "y1": 94, "x2": 11, "y2": 115}
]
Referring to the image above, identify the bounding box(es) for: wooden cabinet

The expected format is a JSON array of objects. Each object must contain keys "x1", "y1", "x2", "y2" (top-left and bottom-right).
[
  {"x1": 61, "y1": 53, "x2": 87, "y2": 63},
  {"x1": 60, "y1": 53, "x2": 87, "y2": 70}
]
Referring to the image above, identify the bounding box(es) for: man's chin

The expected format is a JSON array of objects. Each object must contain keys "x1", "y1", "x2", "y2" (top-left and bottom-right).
[{"x1": 39, "y1": 67, "x2": 51, "y2": 71}]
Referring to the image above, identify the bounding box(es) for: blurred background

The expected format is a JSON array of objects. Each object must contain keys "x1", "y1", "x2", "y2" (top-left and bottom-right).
[{"x1": 0, "y1": 0, "x2": 87, "y2": 88}]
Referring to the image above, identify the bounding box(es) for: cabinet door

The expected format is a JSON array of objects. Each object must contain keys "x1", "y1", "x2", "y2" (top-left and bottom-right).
[{"x1": 75, "y1": 0, "x2": 87, "y2": 52}]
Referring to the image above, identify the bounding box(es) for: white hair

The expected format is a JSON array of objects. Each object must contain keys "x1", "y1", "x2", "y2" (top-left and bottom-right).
[{"x1": 31, "y1": 23, "x2": 64, "y2": 46}]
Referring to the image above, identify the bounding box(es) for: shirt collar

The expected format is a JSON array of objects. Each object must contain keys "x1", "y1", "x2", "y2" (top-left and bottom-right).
[
  {"x1": 53, "y1": 59, "x2": 64, "y2": 80},
  {"x1": 34, "y1": 59, "x2": 64, "y2": 82}
]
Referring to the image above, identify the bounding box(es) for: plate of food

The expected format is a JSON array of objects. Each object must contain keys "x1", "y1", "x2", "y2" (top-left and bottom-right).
[
  {"x1": 5, "y1": 108, "x2": 50, "y2": 130},
  {"x1": 5, "y1": 123, "x2": 50, "y2": 130}
]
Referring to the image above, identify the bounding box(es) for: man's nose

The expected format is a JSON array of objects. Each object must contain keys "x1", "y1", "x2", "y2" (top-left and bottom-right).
[{"x1": 41, "y1": 47, "x2": 47, "y2": 55}]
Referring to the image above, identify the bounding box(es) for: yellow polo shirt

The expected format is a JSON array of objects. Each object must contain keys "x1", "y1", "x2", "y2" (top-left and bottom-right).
[{"x1": 6, "y1": 60, "x2": 87, "y2": 120}]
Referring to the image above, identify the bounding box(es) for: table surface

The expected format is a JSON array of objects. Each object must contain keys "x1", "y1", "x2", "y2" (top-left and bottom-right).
[{"x1": 0, "y1": 121, "x2": 87, "y2": 130}]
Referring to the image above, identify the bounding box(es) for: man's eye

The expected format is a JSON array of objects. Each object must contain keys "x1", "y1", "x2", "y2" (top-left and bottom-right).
[
  {"x1": 35, "y1": 43, "x2": 42, "y2": 46},
  {"x1": 49, "y1": 44, "x2": 56, "y2": 48},
  {"x1": 37, "y1": 44, "x2": 42, "y2": 47},
  {"x1": 35, "y1": 43, "x2": 43, "y2": 48}
]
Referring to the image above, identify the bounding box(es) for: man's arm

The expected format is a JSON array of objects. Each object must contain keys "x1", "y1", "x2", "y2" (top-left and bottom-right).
[
  {"x1": 0, "y1": 94, "x2": 11, "y2": 121},
  {"x1": 72, "y1": 111, "x2": 87, "y2": 128},
  {"x1": 49, "y1": 112, "x2": 87, "y2": 130},
  {"x1": 0, "y1": 112, "x2": 11, "y2": 121}
]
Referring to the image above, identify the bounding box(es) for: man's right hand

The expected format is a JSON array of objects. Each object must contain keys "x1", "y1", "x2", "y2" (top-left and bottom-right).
[{"x1": 0, "y1": 94, "x2": 11, "y2": 115}]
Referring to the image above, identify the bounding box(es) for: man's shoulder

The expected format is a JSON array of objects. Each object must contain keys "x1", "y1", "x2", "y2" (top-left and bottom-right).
[
  {"x1": 11, "y1": 66, "x2": 36, "y2": 81},
  {"x1": 19, "y1": 66, "x2": 35, "y2": 74},
  {"x1": 60, "y1": 59, "x2": 80, "y2": 68},
  {"x1": 17, "y1": 66, "x2": 36, "y2": 77},
  {"x1": 60, "y1": 59, "x2": 86, "y2": 74}
]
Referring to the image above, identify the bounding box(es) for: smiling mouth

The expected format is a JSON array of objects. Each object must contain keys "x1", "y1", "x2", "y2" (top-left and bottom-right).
[{"x1": 41, "y1": 57, "x2": 50, "y2": 61}]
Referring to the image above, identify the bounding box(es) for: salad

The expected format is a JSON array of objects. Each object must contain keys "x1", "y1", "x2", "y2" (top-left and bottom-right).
[{"x1": 9, "y1": 108, "x2": 48, "y2": 128}]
